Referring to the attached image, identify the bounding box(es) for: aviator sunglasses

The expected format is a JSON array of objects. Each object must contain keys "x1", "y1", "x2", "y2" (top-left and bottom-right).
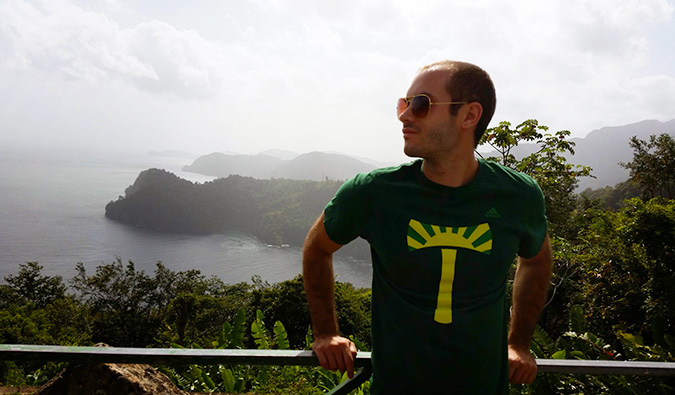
[{"x1": 397, "y1": 94, "x2": 467, "y2": 119}]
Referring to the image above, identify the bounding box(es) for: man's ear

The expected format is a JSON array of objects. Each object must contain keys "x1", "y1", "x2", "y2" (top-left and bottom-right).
[{"x1": 459, "y1": 102, "x2": 483, "y2": 131}]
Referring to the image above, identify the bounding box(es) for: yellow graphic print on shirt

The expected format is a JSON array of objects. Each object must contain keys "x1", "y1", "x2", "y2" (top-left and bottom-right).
[{"x1": 407, "y1": 219, "x2": 493, "y2": 324}]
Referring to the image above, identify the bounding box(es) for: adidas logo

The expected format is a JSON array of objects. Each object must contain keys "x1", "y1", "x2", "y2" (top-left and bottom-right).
[{"x1": 484, "y1": 207, "x2": 501, "y2": 218}]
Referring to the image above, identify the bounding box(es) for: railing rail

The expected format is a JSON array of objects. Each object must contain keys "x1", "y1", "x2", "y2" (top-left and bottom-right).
[{"x1": 1, "y1": 344, "x2": 674, "y2": 393}]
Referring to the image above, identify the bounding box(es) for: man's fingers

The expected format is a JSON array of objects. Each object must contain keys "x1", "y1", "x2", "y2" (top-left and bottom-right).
[
  {"x1": 508, "y1": 344, "x2": 537, "y2": 384},
  {"x1": 313, "y1": 335, "x2": 357, "y2": 377},
  {"x1": 334, "y1": 341, "x2": 355, "y2": 377},
  {"x1": 510, "y1": 367, "x2": 537, "y2": 384},
  {"x1": 347, "y1": 341, "x2": 358, "y2": 378},
  {"x1": 326, "y1": 351, "x2": 340, "y2": 372},
  {"x1": 342, "y1": 344, "x2": 356, "y2": 378},
  {"x1": 509, "y1": 360, "x2": 537, "y2": 384},
  {"x1": 313, "y1": 346, "x2": 331, "y2": 371},
  {"x1": 509, "y1": 367, "x2": 524, "y2": 384}
]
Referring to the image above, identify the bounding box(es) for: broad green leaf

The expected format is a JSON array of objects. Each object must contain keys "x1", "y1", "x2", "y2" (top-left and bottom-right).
[
  {"x1": 617, "y1": 330, "x2": 643, "y2": 346},
  {"x1": 273, "y1": 320, "x2": 290, "y2": 350},
  {"x1": 217, "y1": 322, "x2": 232, "y2": 349},
  {"x1": 230, "y1": 308, "x2": 246, "y2": 348},
  {"x1": 200, "y1": 371, "x2": 215, "y2": 390},
  {"x1": 234, "y1": 378, "x2": 246, "y2": 393},
  {"x1": 569, "y1": 304, "x2": 586, "y2": 334},
  {"x1": 251, "y1": 311, "x2": 270, "y2": 350},
  {"x1": 305, "y1": 326, "x2": 313, "y2": 350},
  {"x1": 532, "y1": 325, "x2": 556, "y2": 355},
  {"x1": 530, "y1": 341, "x2": 546, "y2": 358},
  {"x1": 220, "y1": 368, "x2": 235, "y2": 393}
]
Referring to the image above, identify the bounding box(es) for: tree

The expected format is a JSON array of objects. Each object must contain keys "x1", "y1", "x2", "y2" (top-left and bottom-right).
[
  {"x1": 580, "y1": 179, "x2": 643, "y2": 210},
  {"x1": 71, "y1": 259, "x2": 167, "y2": 347},
  {"x1": 620, "y1": 133, "x2": 675, "y2": 199},
  {"x1": 621, "y1": 198, "x2": 675, "y2": 349},
  {"x1": 249, "y1": 275, "x2": 371, "y2": 350},
  {"x1": 478, "y1": 119, "x2": 592, "y2": 237},
  {"x1": 1, "y1": 262, "x2": 67, "y2": 309}
]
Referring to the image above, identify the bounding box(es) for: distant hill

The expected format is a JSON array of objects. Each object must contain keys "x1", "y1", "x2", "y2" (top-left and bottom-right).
[
  {"x1": 183, "y1": 151, "x2": 376, "y2": 181},
  {"x1": 258, "y1": 149, "x2": 299, "y2": 161},
  {"x1": 479, "y1": 119, "x2": 675, "y2": 190},
  {"x1": 182, "y1": 153, "x2": 285, "y2": 179},
  {"x1": 270, "y1": 152, "x2": 376, "y2": 181},
  {"x1": 571, "y1": 119, "x2": 675, "y2": 190}
]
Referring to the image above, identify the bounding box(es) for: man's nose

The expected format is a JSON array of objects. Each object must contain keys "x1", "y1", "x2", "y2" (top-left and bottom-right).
[{"x1": 398, "y1": 104, "x2": 414, "y2": 123}]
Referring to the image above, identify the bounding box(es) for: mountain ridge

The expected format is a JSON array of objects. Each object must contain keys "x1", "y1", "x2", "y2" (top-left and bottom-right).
[
  {"x1": 183, "y1": 119, "x2": 675, "y2": 189},
  {"x1": 478, "y1": 119, "x2": 675, "y2": 190},
  {"x1": 183, "y1": 151, "x2": 377, "y2": 181}
]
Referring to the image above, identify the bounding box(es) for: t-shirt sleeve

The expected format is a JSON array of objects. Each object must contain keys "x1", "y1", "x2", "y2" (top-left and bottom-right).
[
  {"x1": 518, "y1": 179, "x2": 548, "y2": 259},
  {"x1": 323, "y1": 173, "x2": 370, "y2": 245}
]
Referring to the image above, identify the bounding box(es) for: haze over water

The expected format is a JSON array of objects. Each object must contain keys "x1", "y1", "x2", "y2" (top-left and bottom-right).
[{"x1": 0, "y1": 148, "x2": 372, "y2": 288}]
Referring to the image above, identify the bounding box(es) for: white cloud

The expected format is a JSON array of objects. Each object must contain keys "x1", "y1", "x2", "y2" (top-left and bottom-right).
[
  {"x1": 0, "y1": 0, "x2": 674, "y2": 161},
  {"x1": 0, "y1": 0, "x2": 236, "y2": 100}
]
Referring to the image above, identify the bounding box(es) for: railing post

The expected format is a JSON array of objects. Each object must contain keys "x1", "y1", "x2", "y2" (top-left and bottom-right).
[{"x1": 325, "y1": 365, "x2": 372, "y2": 395}]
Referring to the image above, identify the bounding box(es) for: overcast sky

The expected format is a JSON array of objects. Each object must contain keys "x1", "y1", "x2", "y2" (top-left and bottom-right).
[{"x1": 1, "y1": 0, "x2": 674, "y2": 163}]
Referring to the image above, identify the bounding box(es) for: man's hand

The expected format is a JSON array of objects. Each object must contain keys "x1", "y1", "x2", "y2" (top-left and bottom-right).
[
  {"x1": 312, "y1": 335, "x2": 358, "y2": 378},
  {"x1": 508, "y1": 343, "x2": 537, "y2": 384}
]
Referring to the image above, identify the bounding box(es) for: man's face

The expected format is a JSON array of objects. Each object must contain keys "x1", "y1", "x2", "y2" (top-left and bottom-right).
[{"x1": 399, "y1": 69, "x2": 459, "y2": 159}]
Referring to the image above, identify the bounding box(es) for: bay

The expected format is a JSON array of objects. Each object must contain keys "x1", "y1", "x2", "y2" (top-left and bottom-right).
[{"x1": 0, "y1": 148, "x2": 372, "y2": 288}]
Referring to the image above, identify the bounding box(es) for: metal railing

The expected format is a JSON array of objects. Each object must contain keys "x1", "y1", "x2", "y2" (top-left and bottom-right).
[{"x1": 1, "y1": 344, "x2": 674, "y2": 394}]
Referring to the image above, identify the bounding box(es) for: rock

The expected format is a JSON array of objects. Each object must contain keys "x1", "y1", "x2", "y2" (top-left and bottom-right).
[{"x1": 34, "y1": 363, "x2": 188, "y2": 395}]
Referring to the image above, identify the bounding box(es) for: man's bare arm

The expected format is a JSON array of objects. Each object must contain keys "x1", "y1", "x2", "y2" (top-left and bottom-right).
[
  {"x1": 303, "y1": 213, "x2": 357, "y2": 378},
  {"x1": 508, "y1": 234, "x2": 553, "y2": 384}
]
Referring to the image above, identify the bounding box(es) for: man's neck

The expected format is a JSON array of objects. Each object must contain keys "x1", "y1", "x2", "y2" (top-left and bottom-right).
[{"x1": 421, "y1": 154, "x2": 479, "y2": 188}]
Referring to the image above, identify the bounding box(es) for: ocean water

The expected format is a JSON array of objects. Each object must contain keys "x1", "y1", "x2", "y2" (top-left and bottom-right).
[{"x1": 0, "y1": 149, "x2": 372, "y2": 288}]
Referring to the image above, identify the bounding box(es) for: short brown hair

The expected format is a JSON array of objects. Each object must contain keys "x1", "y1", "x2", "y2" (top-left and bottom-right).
[{"x1": 419, "y1": 61, "x2": 496, "y2": 147}]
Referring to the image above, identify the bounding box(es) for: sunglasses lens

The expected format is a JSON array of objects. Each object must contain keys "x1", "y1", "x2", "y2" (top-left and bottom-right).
[
  {"x1": 410, "y1": 95, "x2": 430, "y2": 118},
  {"x1": 397, "y1": 95, "x2": 431, "y2": 118}
]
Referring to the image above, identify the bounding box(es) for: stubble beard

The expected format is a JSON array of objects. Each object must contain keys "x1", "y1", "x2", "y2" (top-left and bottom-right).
[{"x1": 403, "y1": 121, "x2": 458, "y2": 160}]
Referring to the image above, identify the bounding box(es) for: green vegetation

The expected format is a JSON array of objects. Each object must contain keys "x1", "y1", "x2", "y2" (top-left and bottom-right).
[
  {"x1": 2, "y1": 123, "x2": 674, "y2": 393},
  {"x1": 482, "y1": 123, "x2": 675, "y2": 393},
  {"x1": 0, "y1": 260, "x2": 371, "y2": 392},
  {"x1": 620, "y1": 133, "x2": 675, "y2": 200},
  {"x1": 581, "y1": 133, "x2": 675, "y2": 208}
]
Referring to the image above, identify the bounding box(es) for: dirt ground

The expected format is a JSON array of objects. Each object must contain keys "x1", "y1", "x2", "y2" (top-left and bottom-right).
[{"x1": 0, "y1": 388, "x2": 39, "y2": 395}]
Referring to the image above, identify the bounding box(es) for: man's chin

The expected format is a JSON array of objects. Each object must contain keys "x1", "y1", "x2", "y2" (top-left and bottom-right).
[{"x1": 403, "y1": 145, "x2": 423, "y2": 159}]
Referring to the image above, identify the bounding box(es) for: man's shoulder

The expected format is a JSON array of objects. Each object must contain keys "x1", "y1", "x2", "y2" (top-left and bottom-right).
[
  {"x1": 350, "y1": 160, "x2": 421, "y2": 185},
  {"x1": 478, "y1": 159, "x2": 539, "y2": 190}
]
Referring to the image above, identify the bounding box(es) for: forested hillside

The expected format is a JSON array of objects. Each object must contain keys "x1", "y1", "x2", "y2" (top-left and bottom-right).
[{"x1": 106, "y1": 171, "x2": 342, "y2": 247}]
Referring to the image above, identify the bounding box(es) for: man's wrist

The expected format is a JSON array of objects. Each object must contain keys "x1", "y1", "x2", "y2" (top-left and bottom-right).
[
  {"x1": 507, "y1": 338, "x2": 532, "y2": 351},
  {"x1": 313, "y1": 328, "x2": 341, "y2": 339}
]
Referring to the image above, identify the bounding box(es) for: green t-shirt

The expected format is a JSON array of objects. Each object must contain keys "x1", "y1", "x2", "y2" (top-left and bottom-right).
[{"x1": 323, "y1": 159, "x2": 547, "y2": 394}]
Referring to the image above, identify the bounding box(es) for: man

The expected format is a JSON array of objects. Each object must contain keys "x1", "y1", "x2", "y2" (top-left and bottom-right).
[{"x1": 303, "y1": 60, "x2": 553, "y2": 394}]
